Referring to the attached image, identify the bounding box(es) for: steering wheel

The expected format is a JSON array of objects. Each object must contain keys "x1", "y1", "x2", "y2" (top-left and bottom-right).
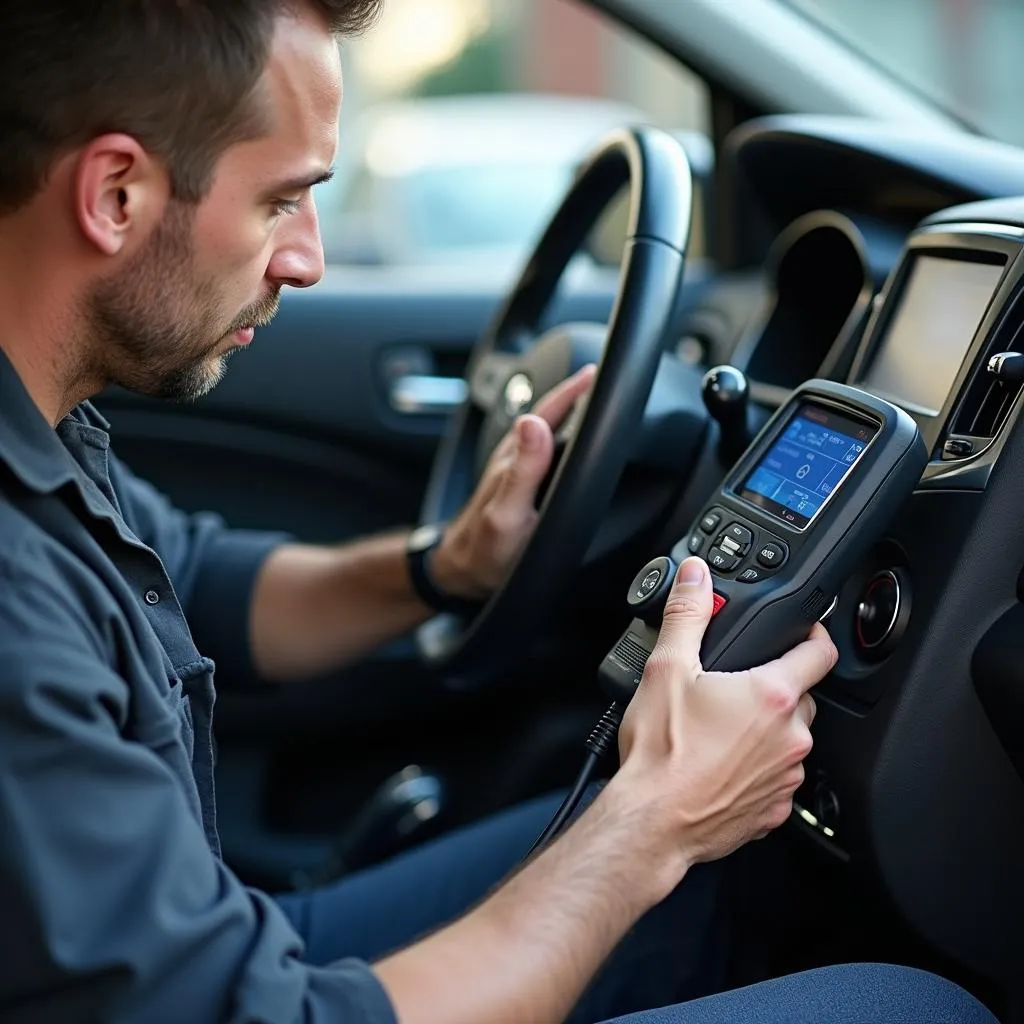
[{"x1": 417, "y1": 126, "x2": 694, "y2": 688}]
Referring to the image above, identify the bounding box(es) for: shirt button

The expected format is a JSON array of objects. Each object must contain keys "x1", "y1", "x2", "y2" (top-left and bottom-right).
[{"x1": 144, "y1": 589, "x2": 161, "y2": 606}]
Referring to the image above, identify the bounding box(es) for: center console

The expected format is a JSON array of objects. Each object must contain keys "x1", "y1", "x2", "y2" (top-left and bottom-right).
[
  {"x1": 851, "y1": 223, "x2": 1024, "y2": 483},
  {"x1": 794, "y1": 223, "x2": 1024, "y2": 698},
  {"x1": 764, "y1": 212, "x2": 1024, "y2": 980}
]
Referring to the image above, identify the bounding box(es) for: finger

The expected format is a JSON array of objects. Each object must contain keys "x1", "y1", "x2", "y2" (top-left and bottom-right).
[
  {"x1": 652, "y1": 557, "x2": 713, "y2": 673},
  {"x1": 766, "y1": 623, "x2": 838, "y2": 698},
  {"x1": 491, "y1": 414, "x2": 555, "y2": 515},
  {"x1": 796, "y1": 692, "x2": 816, "y2": 728},
  {"x1": 531, "y1": 364, "x2": 598, "y2": 429}
]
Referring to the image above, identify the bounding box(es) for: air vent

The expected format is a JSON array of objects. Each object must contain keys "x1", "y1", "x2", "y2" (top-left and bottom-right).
[{"x1": 949, "y1": 289, "x2": 1024, "y2": 445}]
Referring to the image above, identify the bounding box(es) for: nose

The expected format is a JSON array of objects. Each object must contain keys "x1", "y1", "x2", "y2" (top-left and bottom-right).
[{"x1": 267, "y1": 198, "x2": 325, "y2": 290}]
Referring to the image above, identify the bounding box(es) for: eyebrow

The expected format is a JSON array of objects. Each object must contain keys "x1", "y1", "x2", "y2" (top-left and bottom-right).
[{"x1": 269, "y1": 167, "x2": 335, "y2": 195}]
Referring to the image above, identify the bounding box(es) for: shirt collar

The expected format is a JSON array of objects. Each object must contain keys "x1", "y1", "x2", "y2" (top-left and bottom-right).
[{"x1": 0, "y1": 346, "x2": 110, "y2": 494}]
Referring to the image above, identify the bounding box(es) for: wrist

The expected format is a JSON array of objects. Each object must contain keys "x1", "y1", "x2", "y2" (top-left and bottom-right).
[
  {"x1": 429, "y1": 526, "x2": 488, "y2": 602},
  {"x1": 405, "y1": 523, "x2": 485, "y2": 615},
  {"x1": 586, "y1": 774, "x2": 694, "y2": 909}
]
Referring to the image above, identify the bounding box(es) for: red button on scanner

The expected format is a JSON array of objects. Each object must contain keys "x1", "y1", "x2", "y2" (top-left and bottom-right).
[{"x1": 711, "y1": 592, "x2": 727, "y2": 617}]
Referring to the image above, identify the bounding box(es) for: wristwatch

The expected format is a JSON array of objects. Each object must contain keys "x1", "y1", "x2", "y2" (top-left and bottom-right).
[{"x1": 406, "y1": 523, "x2": 481, "y2": 616}]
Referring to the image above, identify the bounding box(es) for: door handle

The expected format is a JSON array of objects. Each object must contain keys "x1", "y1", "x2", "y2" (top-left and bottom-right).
[{"x1": 389, "y1": 374, "x2": 468, "y2": 415}]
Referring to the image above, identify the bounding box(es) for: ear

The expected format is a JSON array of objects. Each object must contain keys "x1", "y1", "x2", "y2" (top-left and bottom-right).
[{"x1": 72, "y1": 133, "x2": 169, "y2": 256}]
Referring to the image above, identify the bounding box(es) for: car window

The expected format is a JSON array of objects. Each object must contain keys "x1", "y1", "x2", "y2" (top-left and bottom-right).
[
  {"x1": 781, "y1": 0, "x2": 1024, "y2": 146},
  {"x1": 321, "y1": 0, "x2": 710, "y2": 270},
  {"x1": 407, "y1": 165, "x2": 573, "y2": 251}
]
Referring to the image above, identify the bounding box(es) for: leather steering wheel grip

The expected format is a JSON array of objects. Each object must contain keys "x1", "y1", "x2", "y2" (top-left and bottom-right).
[{"x1": 416, "y1": 127, "x2": 694, "y2": 688}]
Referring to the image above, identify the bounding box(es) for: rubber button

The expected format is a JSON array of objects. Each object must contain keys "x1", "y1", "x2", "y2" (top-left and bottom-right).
[
  {"x1": 708, "y1": 546, "x2": 741, "y2": 572},
  {"x1": 756, "y1": 541, "x2": 788, "y2": 569},
  {"x1": 737, "y1": 566, "x2": 766, "y2": 583},
  {"x1": 711, "y1": 593, "x2": 727, "y2": 617},
  {"x1": 699, "y1": 510, "x2": 722, "y2": 535},
  {"x1": 719, "y1": 536, "x2": 742, "y2": 556},
  {"x1": 722, "y1": 522, "x2": 753, "y2": 553},
  {"x1": 687, "y1": 532, "x2": 703, "y2": 554}
]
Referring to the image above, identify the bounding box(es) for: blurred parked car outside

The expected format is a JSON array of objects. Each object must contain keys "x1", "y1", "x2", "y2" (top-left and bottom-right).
[{"x1": 316, "y1": 93, "x2": 658, "y2": 271}]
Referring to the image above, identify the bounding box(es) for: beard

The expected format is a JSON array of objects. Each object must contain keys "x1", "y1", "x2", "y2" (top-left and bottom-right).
[{"x1": 86, "y1": 200, "x2": 280, "y2": 402}]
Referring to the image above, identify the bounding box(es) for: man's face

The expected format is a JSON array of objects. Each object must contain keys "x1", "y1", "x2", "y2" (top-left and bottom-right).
[{"x1": 88, "y1": 8, "x2": 341, "y2": 401}]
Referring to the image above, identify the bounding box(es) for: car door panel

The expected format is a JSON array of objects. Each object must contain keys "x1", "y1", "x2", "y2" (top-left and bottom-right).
[{"x1": 105, "y1": 407, "x2": 426, "y2": 543}]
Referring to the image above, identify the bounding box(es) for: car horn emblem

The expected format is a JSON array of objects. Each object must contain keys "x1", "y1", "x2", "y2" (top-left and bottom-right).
[{"x1": 503, "y1": 373, "x2": 535, "y2": 417}]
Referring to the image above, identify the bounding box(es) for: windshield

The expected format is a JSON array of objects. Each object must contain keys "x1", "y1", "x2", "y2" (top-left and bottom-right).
[{"x1": 782, "y1": 0, "x2": 1024, "y2": 146}]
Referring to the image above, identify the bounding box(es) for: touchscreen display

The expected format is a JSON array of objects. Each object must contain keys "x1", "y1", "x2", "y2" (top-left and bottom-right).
[
  {"x1": 861, "y1": 255, "x2": 1004, "y2": 416},
  {"x1": 737, "y1": 404, "x2": 878, "y2": 529}
]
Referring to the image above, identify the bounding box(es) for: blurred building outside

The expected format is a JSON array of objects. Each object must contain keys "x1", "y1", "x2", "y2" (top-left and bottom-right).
[{"x1": 339, "y1": 0, "x2": 707, "y2": 137}]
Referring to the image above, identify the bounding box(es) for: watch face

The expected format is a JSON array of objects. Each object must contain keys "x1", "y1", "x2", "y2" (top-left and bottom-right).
[{"x1": 409, "y1": 522, "x2": 444, "y2": 553}]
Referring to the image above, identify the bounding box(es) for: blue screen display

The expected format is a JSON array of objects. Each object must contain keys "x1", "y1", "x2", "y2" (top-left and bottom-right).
[{"x1": 738, "y1": 405, "x2": 877, "y2": 529}]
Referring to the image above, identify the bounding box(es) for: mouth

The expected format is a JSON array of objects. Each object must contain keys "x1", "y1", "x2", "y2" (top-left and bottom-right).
[{"x1": 227, "y1": 291, "x2": 280, "y2": 350}]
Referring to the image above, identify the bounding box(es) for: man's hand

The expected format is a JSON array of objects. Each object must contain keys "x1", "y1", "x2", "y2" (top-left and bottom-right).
[
  {"x1": 249, "y1": 365, "x2": 596, "y2": 682},
  {"x1": 611, "y1": 555, "x2": 838, "y2": 896},
  {"x1": 431, "y1": 364, "x2": 598, "y2": 600},
  {"x1": 374, "y1": 560, "x2": 836, "y2": 1023},
  {"x1": 374, "y1": 555, "x2": 838, "y2": 1023}
]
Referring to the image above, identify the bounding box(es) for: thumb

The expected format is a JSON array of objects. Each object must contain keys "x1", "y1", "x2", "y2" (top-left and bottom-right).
[
  {"x1": 494, "y1": 415, "x2": 554, "y2": 514},
  {"x1": 655, "y1": 557, "x2": 713, "y2": 672}
]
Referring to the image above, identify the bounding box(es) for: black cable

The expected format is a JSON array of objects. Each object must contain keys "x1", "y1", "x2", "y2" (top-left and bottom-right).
[
  {"x1": 527, "y1": 750, "x2": 600, "y2": 857},
  {"x1": 526, "y1": 701, "x2": 624, "y2": 857}
]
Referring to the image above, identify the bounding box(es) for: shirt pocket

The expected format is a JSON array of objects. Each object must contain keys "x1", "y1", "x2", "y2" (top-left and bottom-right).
[
  {"x1": 139, "y1": 675, "x2": 194, "y2": 763},
  {"x1": 128, "y1": 671, "x2": 180, "y2": 737},
  {"x1": 172, "y1": 678, "x2": 195, "y2": 763},
  {"x1": 121, "y1": 662, "x2": 210, "y2": 837}
]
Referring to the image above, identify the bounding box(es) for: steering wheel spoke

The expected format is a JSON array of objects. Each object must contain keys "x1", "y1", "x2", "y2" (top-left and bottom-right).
[{"x1": 468, "y1": 351, "x2": 521, "y2": 414}]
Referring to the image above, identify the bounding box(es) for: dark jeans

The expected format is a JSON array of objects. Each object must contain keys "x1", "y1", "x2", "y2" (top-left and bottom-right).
[{"x1": 275, "y1": 792, "x2": 995, "y2": 1024}]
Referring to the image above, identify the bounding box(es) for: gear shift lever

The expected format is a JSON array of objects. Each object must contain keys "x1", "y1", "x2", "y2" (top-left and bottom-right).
[
  {"x1": 702, "y1": 364, "x2": 751, "y2": 465},
  {"x1": 297, "y1": 765, "x2": 444, "y2": 888}
]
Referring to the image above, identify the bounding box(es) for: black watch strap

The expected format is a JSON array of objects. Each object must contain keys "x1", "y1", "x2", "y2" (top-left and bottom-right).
[{"x1": 406, "y1": 524, "x2": 481, "y2": 616}]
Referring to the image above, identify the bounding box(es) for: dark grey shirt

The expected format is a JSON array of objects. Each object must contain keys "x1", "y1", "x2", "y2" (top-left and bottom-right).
[{"x1": 0, "y1": 350, "x2": 396, "y2": 1023}]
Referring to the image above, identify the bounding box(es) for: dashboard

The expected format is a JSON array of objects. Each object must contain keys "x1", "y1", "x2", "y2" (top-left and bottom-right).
[{"x1": 666, "y1": 118, "x2": 1024, "y2": 985}]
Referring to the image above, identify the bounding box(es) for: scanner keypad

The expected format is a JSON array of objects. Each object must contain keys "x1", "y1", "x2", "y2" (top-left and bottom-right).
[{"x1": 688, "y1": 507, "x2": 787, "y2": 583}]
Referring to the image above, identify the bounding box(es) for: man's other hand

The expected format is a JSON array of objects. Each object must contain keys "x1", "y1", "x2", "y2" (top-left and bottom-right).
[{"x1": 430, "y1": 364, "x2": 598, "y2": 600}]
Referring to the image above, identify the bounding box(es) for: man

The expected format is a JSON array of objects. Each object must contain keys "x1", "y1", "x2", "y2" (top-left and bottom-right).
[{"x1": 0, "y1": 2, "x2": 997, "y2": 1022}]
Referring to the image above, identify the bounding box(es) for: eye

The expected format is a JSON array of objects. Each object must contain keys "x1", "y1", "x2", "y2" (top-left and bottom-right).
[{"x1": 271, "y1": 197, "x2": 302, "y2": 217}]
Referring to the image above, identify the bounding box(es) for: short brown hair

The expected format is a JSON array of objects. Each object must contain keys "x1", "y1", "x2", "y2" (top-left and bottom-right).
[{"x1": 0, "y1": 1, "x2": 382, "y2": 214}]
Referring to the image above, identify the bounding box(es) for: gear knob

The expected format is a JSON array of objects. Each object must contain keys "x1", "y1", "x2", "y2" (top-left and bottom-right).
[
  {"x1": 300, "y1": 766, "x2": 444, "y2": 887},
  {"x1": 702, "y1": 364, "x2": 751, "y2": 464}
]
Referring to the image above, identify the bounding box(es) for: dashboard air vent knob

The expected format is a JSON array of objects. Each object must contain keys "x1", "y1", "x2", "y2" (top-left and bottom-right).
[
  {"x1": 987, "y1": 351, "x2": 1024, "y2": 386},
  {"x1": 958, "y1": 349, "x2": 1024, "y2": 440}
]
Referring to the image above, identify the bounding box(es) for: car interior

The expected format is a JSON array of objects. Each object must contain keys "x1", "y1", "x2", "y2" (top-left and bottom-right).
[{"x1": 92, "y1": 0, "x2": 1024, "y2": 1019}]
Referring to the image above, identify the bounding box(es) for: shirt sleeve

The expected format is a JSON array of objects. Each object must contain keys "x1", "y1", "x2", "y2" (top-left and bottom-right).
[
  {"x1": 0, "y1": 561, "x2": 396, "y2": 1024},
  {"x1": 107, "y1": 452, "x2": 291, "y2": 685}
]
